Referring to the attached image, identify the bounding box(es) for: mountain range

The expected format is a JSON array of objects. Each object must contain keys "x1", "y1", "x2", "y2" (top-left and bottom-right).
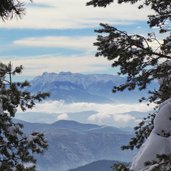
[
  {"x1": 19, "y1": 120, "x2": 134, "y2": 171},
  {"x1": 28, "y1": 72, "x2": 157, "y2": 103},
  {"x1": 69, "y1": 160, "x2": 117, "y2": 171}
]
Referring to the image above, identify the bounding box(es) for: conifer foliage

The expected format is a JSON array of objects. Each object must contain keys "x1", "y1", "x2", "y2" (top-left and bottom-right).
[
  {"x1": 0, "y1": 0, "x2": 30, "y2": 20},
  {"x1": 0, "y1": 1, "x2": 49, "y2": 170},
  {"x1": 0, "y1": 63, "x2": 49, "y2": 170},
  {"x1": 87, "y1": 0, "x2": 171, "y2": 170}
]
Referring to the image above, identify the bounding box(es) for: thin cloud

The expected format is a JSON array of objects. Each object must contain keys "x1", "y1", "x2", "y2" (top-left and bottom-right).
[
  {"x1": 13, "y1": 36, "x2": 96, "y2": 50},
  {"x1": 1, "y1": 55, "x2": 112, "y2": 77},
  {"x1": 88, "y1": 112, "x2": 137, "y2": 126},
  {"x1": 0, "y1": 0, "x2": 151, "y2": 29},
  {"x1": 57, "y1": 113, "x2": 69, "y2": 120}
]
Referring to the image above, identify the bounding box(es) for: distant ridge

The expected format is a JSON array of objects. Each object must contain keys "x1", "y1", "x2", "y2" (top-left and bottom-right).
[
  {"x1": 28, "y1": 72, "x2": 156, "y2": 103},
  {"x1": 69, "y1": 160, "x2": 117, "y2": 171},
  {"x1": 51, "y1": 120, "x2": 101, "y2": 131},
  {"x1": 17, "y1": 119, "x2": 134, "y2": 171}
]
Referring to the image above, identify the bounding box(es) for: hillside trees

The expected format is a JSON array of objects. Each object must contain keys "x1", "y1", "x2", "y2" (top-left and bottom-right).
[
  {"x1": 87, "y1": 0, "x2": 171, "y2": 170},
  {"x1": 0, "y1": 63, "x2": 49, "y2": 170},
  {"x1": 0, "y1": 1, "x2": 49, "y2": 170}
]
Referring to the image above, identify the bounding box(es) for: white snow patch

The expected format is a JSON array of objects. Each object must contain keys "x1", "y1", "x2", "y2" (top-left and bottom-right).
[{"x1": 131, "y1": 98, "x2": 171, "y2": 171}]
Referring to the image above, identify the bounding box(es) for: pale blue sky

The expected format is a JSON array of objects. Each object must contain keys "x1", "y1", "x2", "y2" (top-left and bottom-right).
[
  {"x1": 0, "y1": 0, "x2": 153, "y2": 81},
  {"x1": 0, "y1": 0, "x2": 158, "y2": 125}
]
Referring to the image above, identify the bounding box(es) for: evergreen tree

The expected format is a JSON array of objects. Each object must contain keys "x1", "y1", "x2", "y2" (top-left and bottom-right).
[
  {"x1": 87, "y1": 0, "x2": 171, "y2": 170},
  {"x1": 0, "y1": 0, "x2": 30, "y2": 20},
  {"x1": 0, "y1": 62, "x2": 49, "y2": 170},
  {"x1": 0, "y1": 1, "x2": 49, "y2": 170}
]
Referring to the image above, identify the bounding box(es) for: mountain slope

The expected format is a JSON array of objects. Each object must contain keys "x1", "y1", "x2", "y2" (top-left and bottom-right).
[
  {"x1": 69, "y1": 160, "x2": 117, "y2": 171},
  {"x1": 28, "y1": 72, "x2": 156, "y2": 103},
  {"x1": 19, "y1": 120, "x2": 134, "y2": 171}
]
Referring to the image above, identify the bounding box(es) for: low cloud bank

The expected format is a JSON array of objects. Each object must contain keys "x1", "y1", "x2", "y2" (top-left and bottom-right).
[{"x1": 16, "y1": 100, "x2": 154, "y2": 127}]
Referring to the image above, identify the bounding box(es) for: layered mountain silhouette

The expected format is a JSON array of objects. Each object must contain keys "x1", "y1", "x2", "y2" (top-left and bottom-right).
[
  {"x1": 19, "y1": 120, "x2": 134, "y2": 171},
  {"x1": 28, "y1": 72, "x2": 157, "y2": 103},
  {"x1": 69, "y1": 160, "x2": 117, "y2": 171}
]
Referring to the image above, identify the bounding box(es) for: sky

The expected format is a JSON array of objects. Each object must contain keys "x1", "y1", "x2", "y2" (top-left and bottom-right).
[
  {"x1": 0, "y1": 0, "x2": 154, "y2": 80},
  {"x1": 0, "y1": 0, "x2": 157, "y2": 126}
]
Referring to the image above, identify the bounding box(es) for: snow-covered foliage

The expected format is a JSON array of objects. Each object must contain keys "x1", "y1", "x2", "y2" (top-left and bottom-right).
[
  {"x1": 0, "y1": 2, "x2": 50, "y2": 170},
  {"x1": 131, "y1": 98, "x2": 171, "y2": 170},
  {"x1": 87, "y1": 0, "x2": 171, "y2": 170},
  {"x1": 0, "y1": 62, "x2": 49, "y2": 170}
]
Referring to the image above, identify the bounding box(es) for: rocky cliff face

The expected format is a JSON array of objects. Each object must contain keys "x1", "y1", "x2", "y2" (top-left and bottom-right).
[{"x1": 28, "y1": 72, "x2": 155, "y2": 103}]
